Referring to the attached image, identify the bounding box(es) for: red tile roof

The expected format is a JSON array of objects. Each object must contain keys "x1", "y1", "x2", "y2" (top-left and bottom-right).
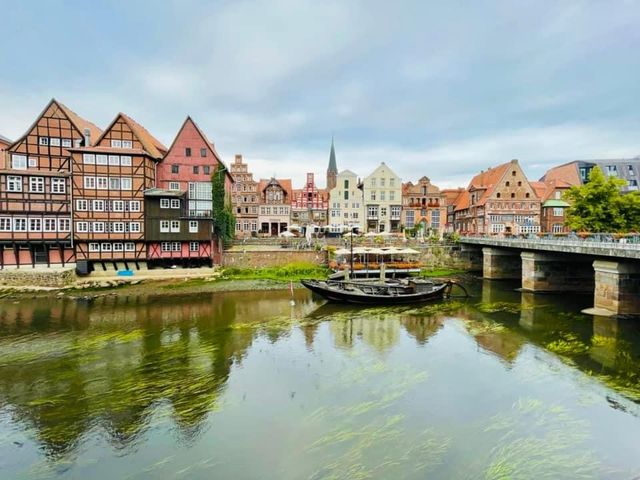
[
  {"x1": 540, "y1": 161, "x2": 581, "y2": 186},
  {"x1": 57, "y1": 100, "x2": 103, "y2": 145}
]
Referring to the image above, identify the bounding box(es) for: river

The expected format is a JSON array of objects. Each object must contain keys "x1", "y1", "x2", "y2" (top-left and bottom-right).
[{"x1": 0, "y1": 279, "x2": 639, "y2": 479}]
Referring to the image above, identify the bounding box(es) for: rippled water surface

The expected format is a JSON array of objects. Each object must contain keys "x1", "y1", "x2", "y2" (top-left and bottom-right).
[{"x1": 1, "y1": 280, "x2": 640, "y2": 479}]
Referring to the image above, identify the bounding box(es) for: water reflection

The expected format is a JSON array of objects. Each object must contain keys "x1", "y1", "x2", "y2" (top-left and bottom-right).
[{"x1": 0, "y1": 283, "x2": 639, "y2": 478}]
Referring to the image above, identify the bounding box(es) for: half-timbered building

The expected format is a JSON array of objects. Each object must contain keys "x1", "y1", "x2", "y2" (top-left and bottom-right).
[
  {"x1": 152, "y1": 116, "x2": 232, "y2": 264},
  {"x1": 291, "y1": 173, "x2": 329, "y2": 227},
  {"x1": 0, "y1": 99, "x2": 101, "y2": 268},
  {"x1": 70, "y1": 113, "x2": 166, "y2": 273}
]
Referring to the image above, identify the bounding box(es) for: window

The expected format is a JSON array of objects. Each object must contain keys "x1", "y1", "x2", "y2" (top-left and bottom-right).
[
  {"x1": 512, "y1": 170, "x2": 516, "y2": 176},
  {"x1": 51, "y1": 178, "x2": 65, "y2": 194},
  {"x1": 29, "y1": 177, "x2": 44, "y2": 193},
  {"x1": 172, "y1": 242, "x2": 181, "y2": 252},
  {"x1": 185, "y1": 147, "x2": 192, "y2": 157},
  {"x1": 129, "y1": 201, "x2": 141, "y2": 212},
  {"x1": 39, "y1": 137, "x2": 49, "y2": 146},
  {"x1": 76, "y1": 221, "x2": 89, "y2": 233},
  {"x1": 120, "y1": 177, "x2": 132, "y2": 190},
  {"x1": 44, "y1": 219, "x2": 57, "y2": 232},
  {"x1": 108, "y1": 155, "x2": 120, "y2": 166},
  {"x1": 251, "y1": 222, "x2": 257, "y2": 231},
  {"x1": 8, "y1": 176, "x2": 22, "y2": 192},
  {"x1": 112, "y1": 222, "x2": 125, "y2": 233},
  {"x1": 83, "y1": 153, "x2": 95, "y2": 164},
  {"x1": 381, "y1": 207, "x2": 387, "y2": 216},
  {"x1": 190, "y1": 242, "x2": 199, "y2": 252},
  {"x1": 169, "y1": 182, "x2": 180, "y2": 190},
  {"x1": 76, "y1": 199, "x2": 88, "y2": 211},
  {"x1": 505, "y1": 181, "x2": 510, "y2": 187},
  {"x1": 552, "y1": 224, "x2": 564, "y2": 233},
  {"x1": 113, "y1": 243, "x2": 124, "y2": 252},
  {"x1": 92, "y1": 222, "x2": 105, "y2": 233},
  {"x1": 368, "y1": 206, "x2": 378, "y2": 217},
  {"x1": 11, "y1": 155, "x2": 27, "y2": 169},
  {"x1": 129, "y1": 222, "x2": 141, "y2": 233},
  {"x1": 629, "y1": 165, "x2": 635, "y2": 175},
  {"x1": 510, "y1": 193, "x2": 515, "y2": 198},
  {"x1": 48, "y1": 138, "x2": 60, "y2": 147},
  {"x1": 161, "y1": 242, "x2": 172, "y2": 252},
  {"x1": 13, "y1": 218, "x2": 27, "y2": 231},
  {"x1": 553, "y1": 208, "x2": 564, "y2": 217},
  {"x1": 370, "y1": 178, "x2": 376, "y2": 187},
  {"x1": 89, "y1": 243, "x2": 100, "y2": 252},
  {"x1": 62, "y1": 139, "x2": 72, "y2": 148},
  {"x1": 28, "y1": 218, "x2": 41, "y2": 231},
  {"x1": 170, "y1": 220, "x2": 180, "y2": 233},
  {"x1": 83, "y1": 176, "x2": 96, "y2": 189},
  {"x1": 120, "y1": 156, "x2": 132, "y2": 166},
  {"x1": 112, "y1": 200, "x2": 124, "y2": 212},
  {"x1": 171, "y1": 165, "x2": 179, "y2": 174},
  {"x1": 380, "y1": 191, "x2": 385, "y2": 201},
  {"x1": 101, "y1": 243, "x2": 112, "y2": 252},
  {"x1": 389, "y1": 178, "x2": 395, "y2": 187},
  {"x1": 496, "y1": 192, "x2": 501, "y2": 198},
  {"x1": 96, "y1": 177, "x2": 108, "y2": 189},
  {"x1": 405, "y1": 210, "x2": 415, "y2": 228},
  {"x1": 370, "y1": 191, "x2": 376, "y2": 201},
  {"x1": 391, "y1": 206, "x2": 401, "y2": 218},
  {"x1": 124, "y1": 242, "x2": 135, "y2": 251},
  {"x1": 122, "y1": 140, "x2": 133, "y2": 149},
  {"x1": 96, "y1": 154, "x2": 108, "y2": 165},
  {"x1": 28, "y1": 157, "x2": 37, "y2": 168},
  {"x1": 92, "y1": 200, "x2": 105, "y2": 211},
  {"x1": 200, "y1": 148, "x2": 207, "y2": 157},
  {"x1": 160, "y1": 220, "x2": 170, "y2": 233},
  {"x1": 111, "y1": 139, "x2": 122, "y2": 148},
  {"x1": 203, "y1": 166, "x2": 210, "y2": 175},
  {"x1": 189, "y1": 221, "x2": 198, "y2": 233},
  {"x1": 171, "y1": 199, "x2": 180, "y2": 209},
  {"x1": 160, "y1": 199, "x2": 170, "y2": 209},
  {"x1": 606, "y1": 165, "x2": 618, "y2": 176},
  {"x1": 58, "y1": 218, "x2": 70, "y2": 232},
  {"x1": 107, "y1": 177, "x2": 120, "y2": 190},
  {"x1": 389, "y1": 191, "x2": 395, "y2": 201},
  {"x1": 193, "y1": 166, "x2": 199, "y2": 174},
  {"x1": 380, "y1": 178, "x2": 385, "y2": 187}
]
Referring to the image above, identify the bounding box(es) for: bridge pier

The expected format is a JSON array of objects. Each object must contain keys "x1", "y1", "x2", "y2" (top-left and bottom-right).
[
  {"x1": 460, "y1": 244, "x2": 483, "y2": 271},
  {"x1": 482, "y1": 247, "x2": 521, "y2": 280},
  {"x1": 584, "y1": 260, "x2": 640, "y2": 317},
  {"x1": 520, "y1": 252, "x2": 594, "y2": 293}
]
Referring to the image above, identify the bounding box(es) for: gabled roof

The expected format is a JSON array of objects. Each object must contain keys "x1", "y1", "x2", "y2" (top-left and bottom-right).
[
  {"x1": 163, "y1": 116, "x2": 233, "y2": 182},
  {"x1": 57, "y1": 100, "x2": 102, "y2": 143},
  {"x1": 540, "y1": 161, "x2": 581, "y2": 186},
  {"x1": 95, "y1": 112, "x2": 167, "y2": 159},
  {"x1": 338, "y1": 169, "x2": 358, "y2": 177},
  {"x1": 258, "y1": 178, "x2": 293, "y2": 199},
  {"x1": 529, "y1": 181, "x2": 547, "y2": 200},
  {"x1": 453, "y1": 190, "x2": 470, "y2": 211},
  {"x1": 0, "y1": 134, "x2": 12, "y2": 145},
  {"x1": 9, "y1": 98, "x2": 102, "y2": 150},
  {"x1": 466, "y1": 161, "x2": 514, "y2": 206}
]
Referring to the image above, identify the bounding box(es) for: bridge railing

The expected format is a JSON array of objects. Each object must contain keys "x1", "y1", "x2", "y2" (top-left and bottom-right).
[{"x1": 460, "y1": 234, "x2": 640, "y2": 249}]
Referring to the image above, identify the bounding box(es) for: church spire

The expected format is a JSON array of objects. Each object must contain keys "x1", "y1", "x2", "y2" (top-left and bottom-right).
[{"x1": 327, "y1": 136, "x2": 338, "y2": 190}]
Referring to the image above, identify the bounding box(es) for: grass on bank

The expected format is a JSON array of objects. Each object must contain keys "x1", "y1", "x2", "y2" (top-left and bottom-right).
[
  {"x1": 220, "y1": 262, "x2": 330, "y2": 282},
  {"x1": 416, "y1": 268, "x2": 466, "y2": 278}
]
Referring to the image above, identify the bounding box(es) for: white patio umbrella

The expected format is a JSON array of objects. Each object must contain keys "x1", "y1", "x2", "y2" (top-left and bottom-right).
[
  {"x1": 334, "y1": 248, "x2": 351, "y2": 255},
  {"x1": 279, "y1": 231, "x2": 295, "y2": 237}
]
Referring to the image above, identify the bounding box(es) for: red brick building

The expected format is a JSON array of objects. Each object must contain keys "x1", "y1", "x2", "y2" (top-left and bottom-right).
[
  {"x1": 151, "y1": 116, "x2": 232, "y2": 264},
  {"x1": 1, "y1": 99, "x2": 101, "y2": 268},
  {"x1": 230, "y1": 154, "x2": 259, "y2": 237},
  {"x1": 291, "y1": 173, "x2": 329, "y2": 227},
  {"x1": 401, "y1": 176, "x2": 447, "y2": 236},
  {"x1": 70, "y1": 113, "x2": 165, "y2": 272},
  {"x1": 531, "y1": 180, "x2": 572, "y2": 234},
  {"x1": 0, "y1": 134, "x2": 12, "y2": 169}
]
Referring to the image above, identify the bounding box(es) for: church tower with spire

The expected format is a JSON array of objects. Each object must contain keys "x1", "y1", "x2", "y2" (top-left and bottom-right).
[{"x1": 326, "y1": 137, "x2": 338, "y2": 190}]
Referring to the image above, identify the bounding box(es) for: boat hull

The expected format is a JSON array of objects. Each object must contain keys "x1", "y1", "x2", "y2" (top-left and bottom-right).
[{"x1": 301, "y1": 279, "x2": 449, "y2": 305}]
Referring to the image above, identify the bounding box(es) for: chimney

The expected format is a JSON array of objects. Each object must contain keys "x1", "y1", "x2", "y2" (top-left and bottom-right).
[{"x1": 83, "y1": 128, "x2": 91, "y2": 147}]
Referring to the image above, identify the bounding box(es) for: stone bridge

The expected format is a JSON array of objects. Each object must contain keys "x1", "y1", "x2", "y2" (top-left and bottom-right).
[{"x1": 460, "y1": 236, "x2": 640, "y2": 317}]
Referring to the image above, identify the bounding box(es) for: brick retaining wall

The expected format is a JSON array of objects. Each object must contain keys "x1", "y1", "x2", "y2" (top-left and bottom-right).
[{"x1": 222, "y1": 250, "x2": 327, "y2": 268}]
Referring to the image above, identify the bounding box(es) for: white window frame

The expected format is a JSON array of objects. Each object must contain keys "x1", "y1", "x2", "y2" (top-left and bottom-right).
[
  {"x1": 92, "y1": 200, "x2": 105, "y2": 212},
  {"x1": 121, "y1": 140, "x2": 133, "y2": 149},
  {"x1": 170, "y1": 199, "x2": 180, "y2": 209},
  {"x1": 189, "y1": 242, "x2": 199, "y2": 252},
  {"x1": 44, "y1": 218, "x2": 57, "y2": 232},
  {"x1": 13, "y1": 218, "x2": 27, "y2": 232},
  {"x1": 172, "y1": 242, "x2": 181, "y2": 252},
  {"x1": 83, "y1": 176, "x2": 96, "y2": 189},
  {"x1": 92, "y1": 222, "x2": 105, "y2": 233},
  {"x1": 61, "y1": 139, "x2": 72, "y2": 148},
  {"x1": 96, "y1": 177, "x2": 108, "y2": 189},
  {"x1": 76, "y1": 222, "x2": 89, "y2": 233},
  {"x1": 28, "y1": 157, "x2": 37, "y2": 168},
  {"x1": 169, "y1": 182, "x2": 180, "y2": 190},
  {"x1": 112, "y1": 222, "x2": 125, "y2": 233},
  {"x1": 96, "y1": 154, "x2": 108, "y2": 165},
  {"x1": 129, "y1": 201, "x2": 141, "y2": 212},
  {"x1": 170, "y1": 220, "x2": 180, "y2": 233},
  {"x1": 58, "y1": 218, "x2": 70, "y2": 232},
  {"x1": 8, "y1": 176, "x2": 22, "y2": 192},
  {"x1": 76, "y1": 199, "x2": 88, "y2": 211},
  {"x1": 112, "y1": 243, "x2": 124, "y2": 252},
  {"x1": 11, "y1": 155, "x2": 27, "y2": 170},
  {"x1": 28, "y1": 218, "x2": 41, "y2": 232},
  {"x1": 39, "y1": 137, "x2": 49, "y2": 146},
  {"x1": 49, "y1": 138, "x2": 60, "y2": 147},
  {"x1": 160, "y1": 220, "x2": 170, "y2": 233},
  {"x1": 108, "y1": 155, "x2": 120, "y2": 166},
  {"x1": 83, "y1": 153, "x2": 95, "y2": 164},
  {"x1": 29, "y1": 177, "x2": 44, "y2": 193},
  {"x1": 124, "y1": 242, "x2": 135, "y2": 252},
  {"x1": 101, "y1": 243, "x2": 112, "y2": 252},
  {"x1": 89, "y1": 243, "x2": 100, "y2": 252},
  {"x1": 120, "y1": 177, "x2": 132, "y2": 190},
  {"x1": 160, "y1": 199, "x2": 170, "y2": 209},
  {"x1": 111, "y1": 139, "x2": 122, "y2": 148},
  {"x1": 129, "y1": 222, "x2": 141, "y2": 233},
  {"x1": 120, "y1": 155, "x2": 132, "y2": 166},
  {"x1": 112, "y1": 200, "x2": 124, "y2": 212},
  {"x1": 51, "y1": 178, "x2": 65, "y2": 194},
  {"x1": 109, "y1": 177, "x2": 120, "y2": 190},
  {"x1": 189, "y1": 220, "x2": 198, "y2": 233}
]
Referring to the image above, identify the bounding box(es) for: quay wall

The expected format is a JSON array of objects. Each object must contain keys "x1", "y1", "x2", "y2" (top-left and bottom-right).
[{"x1": 0, "y1": 267, "x2": 77, "y2": 288}]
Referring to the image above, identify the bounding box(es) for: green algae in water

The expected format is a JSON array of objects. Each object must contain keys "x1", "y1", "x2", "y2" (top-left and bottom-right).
[
  {"x1": 476, "y1": 301, "x2": 525, "y2": 314},
  {"x1": 546, "y1": 333, "x2": 589, "y2": 356}
]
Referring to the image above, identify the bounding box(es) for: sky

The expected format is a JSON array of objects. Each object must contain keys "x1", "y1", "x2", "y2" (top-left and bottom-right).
[{"x1": 1, "y1": 0, "x2": 639, "y2": 188}]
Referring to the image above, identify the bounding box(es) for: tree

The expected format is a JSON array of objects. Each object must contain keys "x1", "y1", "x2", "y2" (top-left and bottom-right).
[
  {"x1": 211, "y1": 165, "x2": 235, "y2": 243},
  {"x1": 563, "y1": 166, "x2": 640, "y2": 232}
]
